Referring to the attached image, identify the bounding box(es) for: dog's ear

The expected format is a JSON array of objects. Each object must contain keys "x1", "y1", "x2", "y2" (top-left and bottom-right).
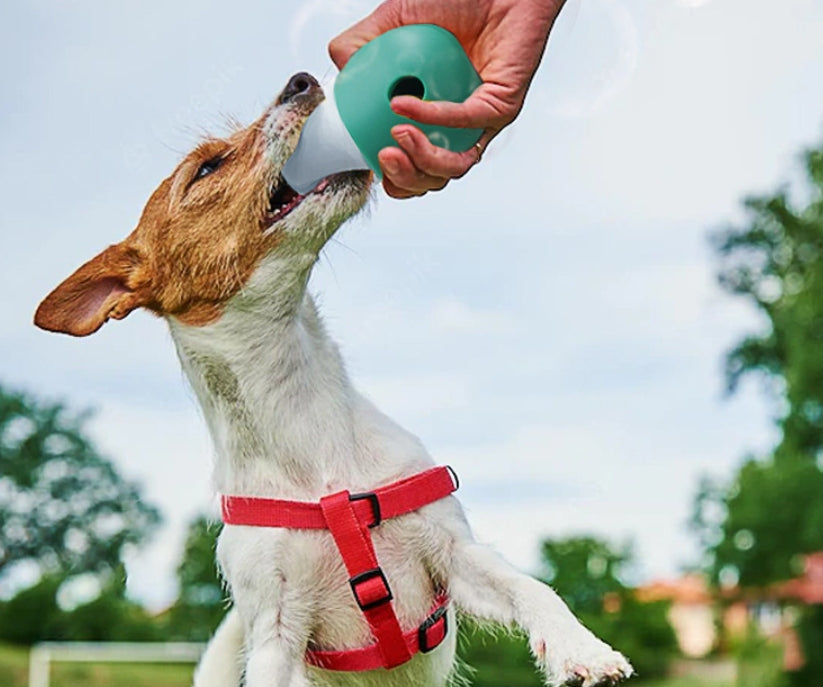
[{"x1": 34, "y1": 241, "x2": 149, "y2": 337}]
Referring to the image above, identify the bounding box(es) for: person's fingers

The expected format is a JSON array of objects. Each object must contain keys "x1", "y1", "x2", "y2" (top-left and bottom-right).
[
  {"x1": 377, "y1": 147, "x2": 449, "y2": 197},
  {"x1": 391, "y1": 125, "x2": 478, "y2": 179},
  {"x1": 328, "y1": 3, "x2": 402, "y2": 69},
  {"x1": 391, "y1": 83, "x2": 515, "y2": 131},
  {"x1": 381, "y1": 177, "x2": 422, "y2": 199}
]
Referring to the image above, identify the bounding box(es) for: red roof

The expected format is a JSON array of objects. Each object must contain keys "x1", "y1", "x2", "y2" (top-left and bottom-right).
[
  {"x1": 635, "y1": 554, "x2": 823, "y2": 606},
  {"x1": 773, "y1": 553, "x2": 823, "y2": 604},
  {"x1": 636, "y1": 574, "x2": 713, "y2": 605}
]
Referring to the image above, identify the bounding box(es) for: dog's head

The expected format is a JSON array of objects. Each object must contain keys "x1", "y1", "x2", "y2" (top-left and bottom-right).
[{"x1": 34, "y1": 73, "x2": 371, "y2": 336}]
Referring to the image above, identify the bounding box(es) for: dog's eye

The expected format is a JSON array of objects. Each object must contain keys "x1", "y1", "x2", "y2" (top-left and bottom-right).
[{"x1": 194, "y1": 157, "x2": 223, "y2": 181}]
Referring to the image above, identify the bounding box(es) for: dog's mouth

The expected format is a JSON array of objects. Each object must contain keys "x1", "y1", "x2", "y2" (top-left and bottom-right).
[
  {"x1": 266, "y1": 172, "x2": 369, "y2": 226},
  {"x1": 266, "y1": 177, "x2": 333, "y2": 224},
  {"x1": 267, "y1": 180, "x2": 308, "y2": 223}
]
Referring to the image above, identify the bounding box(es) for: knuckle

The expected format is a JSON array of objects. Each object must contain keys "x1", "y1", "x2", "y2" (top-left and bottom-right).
[{"x1": 327, "y1": 37, "x2": 347, "y2": 65}]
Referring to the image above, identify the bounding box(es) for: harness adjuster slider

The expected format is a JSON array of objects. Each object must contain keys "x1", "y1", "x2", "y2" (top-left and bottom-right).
[
  {"x1": 349, "y1": 491, "x2": 382, "y2": 528},
  {"x1": 418, "y1": 605, "x2": 448, "y2": 653},
  {"x1": 349, "y1": 567, "x2": 393, "y2": 611}
]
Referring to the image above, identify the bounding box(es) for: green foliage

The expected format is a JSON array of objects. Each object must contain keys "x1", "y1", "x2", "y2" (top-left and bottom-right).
[
  {"x1": 0, "y1": 566, "x2": 159, "y2": 644},
  {"x1": 163, "y1": 516, "x2": 228, "y2": 641},
  {"x1": 714, "y1": 149, "x2": 823, "y2": 414},
  {"x1": 539, "y1": 535, "x2": 678, "y2": 680},
  {"x1": 786, "y1": 605, "x2": 823, "y2": 686},
  {"x1": 0, "y1": 384, "x2": 161, "y2": 582},
  {"x1": 713, "y1": 146, "x2": 823, "y2": 464},
  {"x1": 459, "y1": 624, "x2": 542, "y2": 687},
  {"x1": 579, "y1": 597, "x2": 677, "y2": 680},
  {"x1": 691, "y1": 139, "x2": 823, "y2": 683},
  {"x1": 61, "y1": 565, "x2": 159, "y2": 642},
  {"x1": 693, "y1": 458, "x2": 823, "y2": 587},
  {"x1": 692, "y1": 142, "x2": 823, "y2": 589},
  {"x1": 540, "y1": 536, "x2": 630, "y2": 615},
  {"x1": 0, "y1": 576, "x2": 66, "y2": 644},
  {"x1": 735, "y1": 632, "x2": 784, "y2": 687}
]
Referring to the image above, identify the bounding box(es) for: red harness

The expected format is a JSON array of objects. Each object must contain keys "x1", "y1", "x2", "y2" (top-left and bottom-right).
[{"x1": 220, "y1": 466, "x2": 459, "y2": 672}]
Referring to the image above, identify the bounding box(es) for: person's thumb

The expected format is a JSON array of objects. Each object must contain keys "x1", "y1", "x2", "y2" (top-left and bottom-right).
[{"x1": 328, "y1": 3, "x2": 403, "y2": 69}]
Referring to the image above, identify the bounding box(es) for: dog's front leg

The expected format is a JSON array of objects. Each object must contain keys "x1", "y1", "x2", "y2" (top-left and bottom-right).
[
  {"x1": 192, "y1": 608, "x2": 244, "y2": 687},
  {"x1": 242, "y1": 606, "x2": 312, "y2": 687},
  {"x1": 436, "y1": 511, "x2": 633, "y2": 687},
  {"x1": 219, "y1": 533, "x2": 313, "y2": 687}
]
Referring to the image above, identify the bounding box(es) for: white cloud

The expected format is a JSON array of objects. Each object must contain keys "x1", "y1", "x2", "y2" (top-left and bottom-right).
[
  {"x1": 361, "y1": 373, "x2": 470, "y2": 420},
  {"x1": 86, "y1": 400, "x2": 216, "y2": 610},
  {"x1": 428, "y1": 297, "x2": 516, "y2": 336},
  {"x1": 437, "y1": 412, "x2": 774, "y2": 579}
]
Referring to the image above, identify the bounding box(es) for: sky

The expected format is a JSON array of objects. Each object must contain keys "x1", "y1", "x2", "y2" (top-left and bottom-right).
[{"x1": 1, "y1": 0, "x2": 822, "y2": 610}]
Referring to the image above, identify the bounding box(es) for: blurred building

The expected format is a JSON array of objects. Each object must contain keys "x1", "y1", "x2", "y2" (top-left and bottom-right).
[
  {"x1": 636, "y1": 573, "x2": 715, "y2": 658},
  {"x1": 635, "y1": 553, "x2": 823, "y2": 664}
]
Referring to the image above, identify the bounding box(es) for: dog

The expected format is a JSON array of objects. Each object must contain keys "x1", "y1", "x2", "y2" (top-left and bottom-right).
[{"x1": 35, "y1": 72, "x2": 633, "y2": 687}]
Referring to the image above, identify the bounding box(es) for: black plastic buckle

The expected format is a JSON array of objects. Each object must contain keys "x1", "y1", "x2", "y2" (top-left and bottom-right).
[
  {"x1": 445, "y1": 465, "x2": 460, "y2": 490},
  {"x1": 349, "y1": 491, "x2": 382, "y2": 528},
  {"x1": 349, "y1": 568, "x2": 393, "y2": 611},
  {"x1": 418, "y1": 605, "x2": 448, "y2": 653}
]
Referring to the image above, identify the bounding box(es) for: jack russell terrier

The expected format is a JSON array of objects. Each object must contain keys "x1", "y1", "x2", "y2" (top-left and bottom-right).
[{"x1": 35, "y1": 73, "x2": 632, "y2": 687}]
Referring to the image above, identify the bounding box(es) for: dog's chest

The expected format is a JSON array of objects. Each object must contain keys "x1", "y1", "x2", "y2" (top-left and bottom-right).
[{"x1": 216, "y1": 515, "x2": 437, "y2": 648}]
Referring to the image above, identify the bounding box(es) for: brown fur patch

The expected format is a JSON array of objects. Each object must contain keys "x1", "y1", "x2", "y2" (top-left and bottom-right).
[{"x1": 35, "y1": 111, "x2": 285, "y2": 335}]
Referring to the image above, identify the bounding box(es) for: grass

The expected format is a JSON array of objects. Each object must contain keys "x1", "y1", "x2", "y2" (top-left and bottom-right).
[
  {"x1": 736, "y1": 638, "x2": 784, "y2": 687},
  {"x1": 0, "y1": 643, "x2": 27, "y2": 687},
  {"x1": 0, "y1": 641, "x2": 780, "y2": 687},
  {"x1": 642, "y1": 680, "x2": 731, "y2": 687},
  {"x1": 0, "y1": 643, "x2": 195, "y2": 687}
]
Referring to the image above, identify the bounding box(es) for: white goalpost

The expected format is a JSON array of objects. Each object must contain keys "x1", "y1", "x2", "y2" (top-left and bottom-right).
[{"x1": 28, "y1": 641, "x2": 205, "y2": 687}]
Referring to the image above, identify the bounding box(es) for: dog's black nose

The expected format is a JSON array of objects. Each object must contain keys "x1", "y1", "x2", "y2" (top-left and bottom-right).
[{"x1": 279, "y1": 72, "x2": 320, "y2": 104}]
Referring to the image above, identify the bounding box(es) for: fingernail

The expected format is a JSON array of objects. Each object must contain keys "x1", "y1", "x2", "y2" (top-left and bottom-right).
[
  {"x1": 392, "y1": 128, "x2": 413, "y2": 149},
  {"x1": 383, "y1": 157, "x2": 400, "y2": 176}
]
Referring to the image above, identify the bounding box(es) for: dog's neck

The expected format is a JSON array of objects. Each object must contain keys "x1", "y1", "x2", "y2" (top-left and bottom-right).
[{"x1": 168, "y1": 255, "x2": 361, "y2": 498}]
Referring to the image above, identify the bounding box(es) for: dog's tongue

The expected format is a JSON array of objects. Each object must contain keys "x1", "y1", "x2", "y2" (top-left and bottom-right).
[{"x1": 282, "y1": 78, "x2": 369, "y2": 195}]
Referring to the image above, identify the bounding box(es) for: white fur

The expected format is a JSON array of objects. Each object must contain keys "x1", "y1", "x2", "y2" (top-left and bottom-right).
[{"x1": 169, "y1": 80, "x2": 633, "y2": 687}]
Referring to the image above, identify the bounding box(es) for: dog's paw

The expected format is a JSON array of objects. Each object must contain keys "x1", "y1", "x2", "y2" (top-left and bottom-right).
[{"x1": 532, "y1": 635, "x2": 633, "y2": 687}]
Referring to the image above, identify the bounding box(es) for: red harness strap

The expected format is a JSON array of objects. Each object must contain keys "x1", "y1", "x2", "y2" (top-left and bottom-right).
[{"x1": 220, "y1": 466, "x2": 458, "y2": 672}]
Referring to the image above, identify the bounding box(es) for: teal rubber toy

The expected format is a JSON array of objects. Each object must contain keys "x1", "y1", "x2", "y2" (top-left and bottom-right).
[{"x1": 334, "y1": 24, "x2": 483, "y2": 179}]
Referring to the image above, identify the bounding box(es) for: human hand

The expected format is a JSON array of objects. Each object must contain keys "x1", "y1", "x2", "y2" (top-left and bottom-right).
[{"x1": 329, "y1": 0, "x2": 566, "y2": 198}]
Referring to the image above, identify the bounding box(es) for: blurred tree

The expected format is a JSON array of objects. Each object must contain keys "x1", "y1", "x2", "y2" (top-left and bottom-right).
[
  {"x1": 540, "y1": 536, "x2": 630, "y2": 615},
  {"x1": 466, "y1": 536, "x2": 676, "y2": 683},
  {"x1": 691, "y1": 144, "x2": 823, "y2": 588},
  {"x1": 164, "y1": 515, "x2": 228, "y2": 641},
  {"x1": 538, "y1": 535, "x2": 677, "y2": 680},
  {"x1": 0, "y1": 565, "x2": 160, "y2": 644},
  {"x1": 0, "y1": 576, "x2": 66, "y2": 644},
  {"x1": 717, "y1": 146, "x2": 823, "y2": 456},
  {"x1": 63, "y1": 564, "x2": 158, "y2": 641},
  {"x1": 693, "y1": 459, "x2": 823, "y2": 587},
  {"x1": 691, "y1": 142, "x2": 823, "y2": 683},
  {"x1": 0, "y1": 384, "x2": 161, "y2": 581},
  {"x1": 460, "y1": 625, "x2": 542, "y2": 687}
]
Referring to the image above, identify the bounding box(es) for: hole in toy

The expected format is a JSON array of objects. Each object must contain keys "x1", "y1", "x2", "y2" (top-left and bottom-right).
[{"x1": 389, "y1": 76, "x2": 425, "y2": 99}]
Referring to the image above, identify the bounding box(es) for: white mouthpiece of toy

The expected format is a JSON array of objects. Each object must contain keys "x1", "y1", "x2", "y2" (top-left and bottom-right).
[{"x1": 282, "y1": 78, "x2": 369, "y2": 195}]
